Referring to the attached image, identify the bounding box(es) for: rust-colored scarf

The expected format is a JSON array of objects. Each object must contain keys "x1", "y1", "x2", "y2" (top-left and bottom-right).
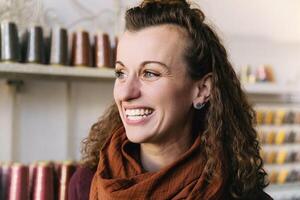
[{"x1": 89, "y1": 127, "x2": 227, "y2": 200}]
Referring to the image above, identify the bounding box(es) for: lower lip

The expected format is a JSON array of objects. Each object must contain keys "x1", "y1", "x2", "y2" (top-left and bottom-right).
[{"x1": 124, "y1": 112, "x2": 153, "y2": 125}]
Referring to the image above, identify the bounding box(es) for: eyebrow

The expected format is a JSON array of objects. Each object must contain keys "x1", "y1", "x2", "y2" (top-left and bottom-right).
[{"x1": 115, "y1": 60, "x2": 170, "y2": 70}]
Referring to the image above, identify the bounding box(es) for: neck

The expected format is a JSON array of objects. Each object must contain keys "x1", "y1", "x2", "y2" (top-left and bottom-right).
[{"x1": 140, "y1": 131, "x2": 193, "y2": 172}]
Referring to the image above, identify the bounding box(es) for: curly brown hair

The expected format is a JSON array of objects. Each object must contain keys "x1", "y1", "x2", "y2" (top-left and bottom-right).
[{"x1": 81, "y1": 0, "x2": 268, "y2": 199}]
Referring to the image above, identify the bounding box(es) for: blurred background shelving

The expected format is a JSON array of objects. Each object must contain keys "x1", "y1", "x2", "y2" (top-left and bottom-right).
[
  {"x1": 0, "y1": 63, "x2": 115, "y2": 81},
  {"x1": 1, "y1": 0, "x2": 300, "y2": 199},
  {"x1": 246, "y1": 85, "x2": 300, "y2": 199},
  {"x1": 243, "y1": 83, "x2": 300, "y2": 96}
]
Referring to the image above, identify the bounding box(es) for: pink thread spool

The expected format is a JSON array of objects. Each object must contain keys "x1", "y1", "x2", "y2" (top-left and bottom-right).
[
  {"x1": 70, "y1": 30, "x2": 92, "y2": 67},
  {"x1": 33, "y1": 163, "x2": 54, "y2": 200},
  {"x1": 1, "y1": 163, "x2": 12, "y2": 200},
  {"x1": 58, "y1": 162, "x2": 77, "y2": 200},
  {"x1": 94, "y1": 32, "x2": 111, "y2": 68},
  {"x1": 9, "y1": 164, "x2": 29, "y2": 200}
]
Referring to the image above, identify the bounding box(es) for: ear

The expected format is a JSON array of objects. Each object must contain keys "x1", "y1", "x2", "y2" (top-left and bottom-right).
[{"x1": 193, "y1": 73, "x2": 212, "y2": 106}]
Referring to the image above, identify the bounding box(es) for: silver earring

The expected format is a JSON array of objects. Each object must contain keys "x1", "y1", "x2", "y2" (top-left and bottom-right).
[{"x1": 194, "y1": 102, "x2": 205, "y2": 110}]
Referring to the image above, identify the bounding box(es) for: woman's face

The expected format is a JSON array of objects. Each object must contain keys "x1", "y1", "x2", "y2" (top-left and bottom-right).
[{"x1": 114, "y1": 25, "x2": 198, "y2": 144}]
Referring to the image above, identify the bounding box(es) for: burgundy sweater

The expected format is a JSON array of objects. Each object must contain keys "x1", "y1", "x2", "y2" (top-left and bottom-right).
[{"x1": 68, "y1": 167, "x2": 96, "y2": 200}]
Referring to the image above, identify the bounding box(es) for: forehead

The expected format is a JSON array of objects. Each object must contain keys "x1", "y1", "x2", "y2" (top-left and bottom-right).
[{"x1": 117, "y1": 24, "x2": 190, "y2": 66}]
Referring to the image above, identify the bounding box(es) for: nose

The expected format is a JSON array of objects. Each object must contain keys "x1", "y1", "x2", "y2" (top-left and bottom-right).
[{"x1": 115, "y1": 75, "x2": 141, "y2": 101}]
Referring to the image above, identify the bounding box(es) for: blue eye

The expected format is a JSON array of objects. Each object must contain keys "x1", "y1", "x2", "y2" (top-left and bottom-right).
[
  {"x1": 143, "y1": 71, "x2": 160, "y2": 78},
  {"x1": 115, "y1": 70, "x2": 126, "y2": 79}
]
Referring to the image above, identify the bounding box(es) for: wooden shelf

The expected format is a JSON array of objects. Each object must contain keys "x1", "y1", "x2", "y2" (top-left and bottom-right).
[
  {"x1": 266, "y1": 182, "x2": 300, "y2": 192},
  {"x1": 243, "y1": 83, "x2": 300, "y2": 96},
  {"x1": 0, "y1": 63, "x2": 115, "y2": 81}
]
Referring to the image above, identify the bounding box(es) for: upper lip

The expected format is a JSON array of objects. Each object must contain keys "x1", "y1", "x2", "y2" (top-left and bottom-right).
[{"x1": 122, "y1": 105, "x2": 153, "y2": 110}]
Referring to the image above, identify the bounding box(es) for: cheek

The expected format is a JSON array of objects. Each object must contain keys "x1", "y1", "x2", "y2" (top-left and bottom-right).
[
  {"x1": 146, "y1": 84, "x2": 191, "y2": 106},
  {"x1": 167, "y1": 89, "x2": 194, "y2": 112},
  {"x1": 113, "y1": 82, "x2": 119, "y2": 101},
  {"x1": 113, "y1": 85, "x2": 123, "y2": 118},
  {"x1": 143, "y1": 84, "x2": 172, "y2": 103}
]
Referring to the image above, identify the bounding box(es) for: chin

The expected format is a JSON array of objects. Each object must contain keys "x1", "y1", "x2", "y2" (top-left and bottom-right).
[{"x1": 124, "y1": 128, "x2": 153, "y2": 144}]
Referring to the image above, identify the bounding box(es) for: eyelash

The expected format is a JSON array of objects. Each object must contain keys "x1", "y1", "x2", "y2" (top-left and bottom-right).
[
  {"x1": 115, "y1": 70, "x2": 125, "y2": 79},
  {"x1": 114, "y1": 69, "x2": 161, "y2": 80},
  {"x1": 143, "y1": 70, "x2": 160, "y2": 78}
]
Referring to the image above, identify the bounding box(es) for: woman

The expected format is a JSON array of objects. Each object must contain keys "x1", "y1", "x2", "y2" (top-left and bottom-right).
[{"x1": 69, "y1": 0, "x2": 272, "y2": 199}]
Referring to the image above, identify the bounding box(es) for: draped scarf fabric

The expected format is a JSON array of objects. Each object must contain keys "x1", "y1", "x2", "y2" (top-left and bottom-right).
[{"x1": 89, "y1": 127, "x2": 227, "y2": 200}]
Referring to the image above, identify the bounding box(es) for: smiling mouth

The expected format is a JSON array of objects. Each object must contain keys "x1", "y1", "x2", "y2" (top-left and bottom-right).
[{"x1": 125, "y1": 108, "x2": 154, "y2": 121}]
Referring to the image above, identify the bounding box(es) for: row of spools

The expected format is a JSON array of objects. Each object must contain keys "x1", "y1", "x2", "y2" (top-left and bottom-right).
[
  {"x1": 0, "y1": 21, "x2": 116, "y2": 68},
  {"x1": 0, "y1": 161, "x2": 77, "y2": 200},
  {"x1": 268, "y1": 169, "x2": 300, "y2": 184},
  {"x1": 256, "y1": 109, "x2": 300, "y2": 125}
]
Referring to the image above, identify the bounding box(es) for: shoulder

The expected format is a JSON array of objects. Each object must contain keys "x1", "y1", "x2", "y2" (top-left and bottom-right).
[
  {"x1": 243, "y1": 189, "x2": 273, "y2": 200},
  {"x1": 256, "y1": 190, "x2": 273, "y2": 200},
  {"x1": 227, "y1": 190, "x2": 273, "y2": 200},
  {"x1": 68, "y1": 166, "x2": 96, "y2": 200}
]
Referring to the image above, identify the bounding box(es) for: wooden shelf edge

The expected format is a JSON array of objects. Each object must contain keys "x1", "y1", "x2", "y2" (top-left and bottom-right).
[
  {"x1": 243, "y1": 83, "x2": 300, "y2": 96},
  {"x1": 0, "y1": 63, "x2": 115, "y2": 81},
  {"x1": 265, "y1": 182, "x2": 300, "y2": 192}
]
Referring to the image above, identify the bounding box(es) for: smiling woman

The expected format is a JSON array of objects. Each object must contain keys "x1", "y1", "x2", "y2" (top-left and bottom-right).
[
  {"x1": 68, "y1": 1, "x2": 273, "y2": 200},
  {"x1": 114, "y1": 25, "x2": 197, "y2": 148}
]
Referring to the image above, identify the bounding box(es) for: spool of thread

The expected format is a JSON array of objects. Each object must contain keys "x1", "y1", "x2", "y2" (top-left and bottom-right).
[
  {"x1": 256, "y1": 65, "x2": 268, "y2": 82},
  {"x1": 0, "y1": 163, "x2": 2, "y2": 196},
  {"x1": 239, "y1": 65, "x2": 251, "y2": 84},
  {"x1": 255, "y1": 110, "x2": 264, "y2": 125},
  {"x1": 277, "y1": 169, "x2": 289, "y2": 184},
  {"x1": 25, "y1": 26, "x2": 45, "y2": 64},
  {"x1": 111, "y1": 37, "x2": 118, "y2": 68},
  {"x1": 70, "y1": 30, "x2": 91, "y2": 67},
  {"x1": 33, "y1": 163, "x2": 54, "y2": 200},
  {"x1": 20, "y1": 32, "x2": 28, "y2": 63},
  {"x1": 29, "y1": 162, "x2": 37, "y2": 199},
  {"x1": 287, "y1": 131, "x2": 296, "y2": 143},
  {"x1": 54, "y1": 162, "x2": 62, "y2": 182},
  {"x1": 44, "y1": 36, "x2": 51, "y2": 65},
  {"x1": 285, "y1": 111, "x2": 295, "y2": 124},
  {"x1": 94, "y1": 32, "x2": 111, "y2": 68},
  {"x1": 0, "y1": 164, "x2": 2, "y2": 198},
  {"x1": 0, "y1": 163, "x2": 12, "y2": 200},
  {"x1": 9, "y1": 164, "x2": 29, "y2": 200},
  {"x1": 268, "y1": 170, "x2": 278, "y2": 184},
  {"x1": 294, "y1": 112, "x2": 300, "y2": 124},
  {"x1": 287, "y1": 151, "x2": 297, "y2": 163},
  {"x1": 50, "y1": 27, "x2": 68, "y2": 66},
  {"x1": 58, "y1": 162, "x2": 77, "y2": 200},
  {"x1": 50, "y1": 162, "x2": 59, "y2": 200},
  {"x1": 0, "y1": 21, "x2": 20, "y2": 62},
  {"x1": 287, "y1": 170, "x2": 298, "y2": 182}
]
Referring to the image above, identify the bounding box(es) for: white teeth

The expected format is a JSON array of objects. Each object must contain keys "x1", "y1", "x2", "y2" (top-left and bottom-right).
[
  {"x1": 127, "y1": 115, "x2": 143, "y2": 121},
  {"x1": 125, "y1": 108, "x2": 153, "y2": 117}
]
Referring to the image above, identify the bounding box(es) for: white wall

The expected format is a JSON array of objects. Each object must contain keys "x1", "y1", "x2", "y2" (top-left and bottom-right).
[
  {"x1": 41, "y1": 0, "x2": 300, "y2": 42},
  {"x1": 197, "y1": 0, "x2": 300, "y2": 84},
  {"x1": 0, "y1": 81, "x2": 15, "y2": 161},
  {"x1": 0, "y1": 79, "x2": 114, "y2": 163},
  {"x1": 1, "y1": 0, "x2": 300, "y2": 163},
  {"x1": 197, "y1": 0, "x2": 300, "y2": 43},
  {"x1": 70, "y1": 81, "x2": 114, "y2": 160}
]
